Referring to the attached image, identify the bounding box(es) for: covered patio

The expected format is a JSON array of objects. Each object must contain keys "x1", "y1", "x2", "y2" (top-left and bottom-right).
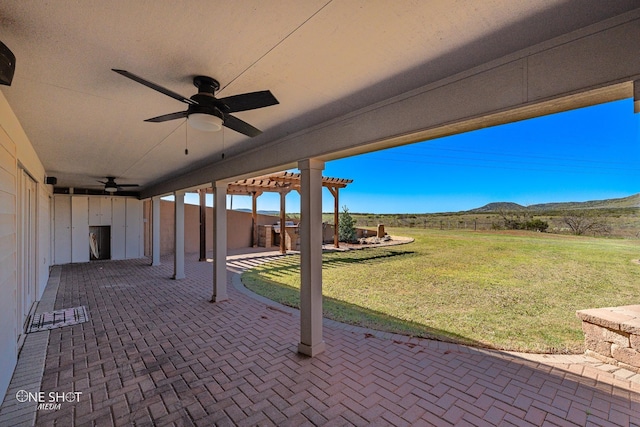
[
  {"x1": 1, "y1": 2, "x2": 640, "y2": 424},
  {"x1": 1, "y1": 252, "x2": 639, "y2": 426}
]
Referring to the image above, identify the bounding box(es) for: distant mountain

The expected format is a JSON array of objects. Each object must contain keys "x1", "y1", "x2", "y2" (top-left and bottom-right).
[
  {"x1": 468, "y1": 193, "x2": 640, "y2": 213},
  {"x1": 529, "y1": 193, "x2": 640, "y2": 211},
  {"x1": 468, "y1": 202, "x2": 526, "y2": 213}
]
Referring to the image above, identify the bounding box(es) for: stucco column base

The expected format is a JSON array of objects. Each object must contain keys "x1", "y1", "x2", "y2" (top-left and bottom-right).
[
  {"x1": 210, "y1": 294, "x2": 229, "y2": 303},
  {"x1": 298, "y1": 341, "x2": 326, "y2": 357}
]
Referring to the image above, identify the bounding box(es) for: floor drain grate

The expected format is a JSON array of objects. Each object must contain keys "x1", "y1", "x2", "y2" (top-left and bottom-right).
[{"x1": 27, "y1": 306, "x2": 89, "y2": 333}]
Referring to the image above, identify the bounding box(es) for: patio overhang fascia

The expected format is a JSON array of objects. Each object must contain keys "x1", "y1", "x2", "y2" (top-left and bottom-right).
[{"x1": 139, "y1": 10, "x2": 640, "y2": 200}]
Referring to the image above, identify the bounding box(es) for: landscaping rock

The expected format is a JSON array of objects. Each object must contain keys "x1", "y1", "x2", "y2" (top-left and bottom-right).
[
  {"x1": 611, "y1": 344, "x2": 640, "y2": 369},
  {"x1": 581, "y1": 322, "x2": 629, "y2": 347},
  {"x1": 584, "y1": 337, "x2": 612, "y2": 357},
  {"x1": 630, "y1": 334, "x2": 640, "y2": 350}
]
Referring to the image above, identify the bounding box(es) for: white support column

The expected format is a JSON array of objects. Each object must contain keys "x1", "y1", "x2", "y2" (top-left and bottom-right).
[
  {"x1": 212, "y1": 181, "x2": 228, "y2": 302},
  {"x1": 173, "y1": 190, "x2": 185, "y2": 280},
  {"x1": 152, "y1": 196, "x2": 161, "y2": 266},
  {"x1": 198, "y1": 188, "x2": 207, "y2": 261},
  {"x1": 298, "y1": 158, "x2": 326, "y2": 357}
]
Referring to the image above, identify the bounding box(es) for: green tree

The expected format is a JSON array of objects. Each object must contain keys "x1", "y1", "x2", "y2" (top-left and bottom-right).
[{"x1": 339, "y1": 205, "x2": 357, "y2": 243}]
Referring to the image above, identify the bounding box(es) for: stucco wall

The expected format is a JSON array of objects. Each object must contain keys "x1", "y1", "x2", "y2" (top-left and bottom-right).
[
  {"x1": 142, "y1": 200, "x2": 376, "y2": 254},
  {"x1": 144, "y1": 200, "x2": 282, "y2": 256}
]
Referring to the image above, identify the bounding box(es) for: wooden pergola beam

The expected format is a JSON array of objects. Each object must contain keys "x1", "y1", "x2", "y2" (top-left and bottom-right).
[{"x1": 263, "y1": 173, "x2": 351, "y2": 189}]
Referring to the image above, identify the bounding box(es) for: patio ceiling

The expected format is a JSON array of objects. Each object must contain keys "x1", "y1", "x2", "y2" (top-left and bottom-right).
[{"x1": 0, "y1": 1, "x2": 638, "y2": 194}]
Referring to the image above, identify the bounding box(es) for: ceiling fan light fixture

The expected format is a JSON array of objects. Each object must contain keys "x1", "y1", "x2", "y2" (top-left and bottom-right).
[
  {"x1": 113, "y1": 70, "x2": 276, "y2": 137},
  {"x1": 104, "y1": 184, "x2": 118, "y2": 192},
  {"x1": 188, "y1": 113, "x2": 223, "y2": 132}
]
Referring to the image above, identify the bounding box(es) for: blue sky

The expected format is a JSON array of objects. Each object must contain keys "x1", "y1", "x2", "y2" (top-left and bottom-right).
[{"x1": 186, "y1": 98, "x2": 640, "y2": 214}]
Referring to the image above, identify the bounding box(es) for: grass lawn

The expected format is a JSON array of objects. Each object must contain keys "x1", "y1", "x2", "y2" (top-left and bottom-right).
[{"x1": 242, "y1": 228, "x2": 640, "y2": 353}]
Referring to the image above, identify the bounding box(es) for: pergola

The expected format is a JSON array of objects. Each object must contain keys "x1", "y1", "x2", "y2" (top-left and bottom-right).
[{"x1": 198, "y1": 172, "x2": 353, "y2": 255}]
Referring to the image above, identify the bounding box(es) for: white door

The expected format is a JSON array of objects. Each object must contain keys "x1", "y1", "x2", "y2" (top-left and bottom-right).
[
  {"x1": 111, "y1": 198, "x2": 126, "y2": 260},
  {"x1": 71, "y1": 196, "x2": 89, "y2": 262},
  {"x1": 54, "y1": 195, "x2": 72, "y2": 264},
  {"x1": 100, "y1": 197, "x2": 112, "y2": 225},
  {"x1": 88, "y1": 197, "x2": 100, "y2": 225},
  {"x1": 17, "y1": 170, "x2": 37, "y2": 331}
]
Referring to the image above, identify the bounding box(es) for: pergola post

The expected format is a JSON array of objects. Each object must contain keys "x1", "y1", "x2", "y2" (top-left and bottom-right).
[
  {"x1": 173, "y1": 190, "x2": 185, "y2": 280},
  {"x1": 298, "y1": 158, "x2": 326, "y2": 357},
  {"x1": 279, "y1": 189, "x2": 288, "y2": 254},
  {"x1": 251, "y1": 191, "x2": 262, "y2": 247},
  {"x1": 151, "y1": 196, "x2": 161, "y2": 266},
  {"x1": 327, "y1": 186, "x2": 339, "y2": 248},
  {"x1": 212, "y1": 181, "x2": 228, "y2": 302},
  {"x1": 199, "y1": 188, "x2": 207, "y2": 261}
]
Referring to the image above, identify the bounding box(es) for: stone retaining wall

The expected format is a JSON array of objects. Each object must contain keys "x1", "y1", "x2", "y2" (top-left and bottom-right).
[{"x1": 576, "y1": 305, "x2": 640, "y2": 373}]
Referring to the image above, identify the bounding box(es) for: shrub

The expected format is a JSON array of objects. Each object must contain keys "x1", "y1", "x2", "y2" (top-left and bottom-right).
[{"x1": 524, "y1": 219, "x2": 549, "y2": 232}]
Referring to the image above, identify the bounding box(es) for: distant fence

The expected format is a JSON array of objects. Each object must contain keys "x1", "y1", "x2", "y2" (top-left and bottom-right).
[
  {"x1": 354, "y1": 217, "x2": 639, "y2": 238},
  {"x1": 355, "y1": 218, "x2": 496, "y2": 231}
]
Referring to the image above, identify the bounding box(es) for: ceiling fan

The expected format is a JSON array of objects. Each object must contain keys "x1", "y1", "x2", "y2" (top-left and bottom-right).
[
  {"x1": 112, "y1": 69, "x2": 279, "y2": 137},
  {"x1": 98, "y1": 177, "x2": 139, "y2": 193}
]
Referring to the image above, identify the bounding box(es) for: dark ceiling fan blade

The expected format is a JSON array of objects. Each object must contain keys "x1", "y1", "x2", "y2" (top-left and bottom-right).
[
  {"x1": 144, "y1": 111, "x2": 188, "y2": 122},
  {"x1": 112, "y1": 69, "x2": 197, "y2": 105},
  {"x1": 223, "y1": 114, "x2": 262, "y2": 137},
  {"x1": 116, "y1": 184, "x2": 139, "y2": 187},
  {"x1": 219, "y1": 90, "x2": 279, "y2": 113}
]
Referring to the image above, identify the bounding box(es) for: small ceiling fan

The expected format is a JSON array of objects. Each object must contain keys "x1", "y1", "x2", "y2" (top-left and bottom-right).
[
  {"x1": 98, "y1": 177, "x2": 139, "y2": 193},
  {"x1": 112, "y1": 69, "x2": 279, "y2": 137}
]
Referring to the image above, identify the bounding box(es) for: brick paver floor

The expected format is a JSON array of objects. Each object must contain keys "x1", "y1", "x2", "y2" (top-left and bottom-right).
[{"x1": 7, "y1": 252, "x2": 640, "y2": 426}]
